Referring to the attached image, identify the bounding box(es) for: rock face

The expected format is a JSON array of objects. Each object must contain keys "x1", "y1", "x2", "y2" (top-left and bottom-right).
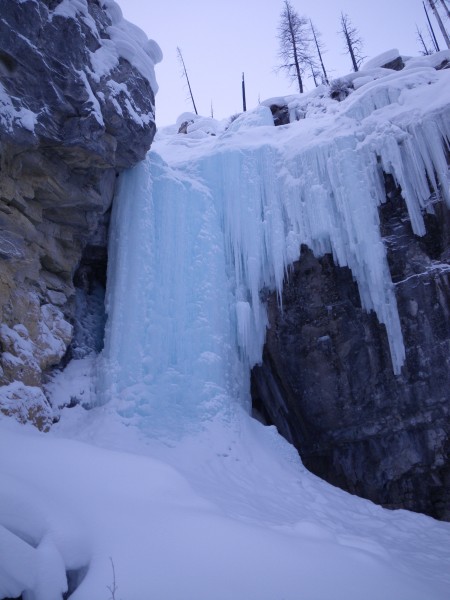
[
  {"x1": 0, "y1": 0, "x2": 159, "y2": 427},
  {"x1": 252, "y1": 181, "x2": 450, "y2": 520}
]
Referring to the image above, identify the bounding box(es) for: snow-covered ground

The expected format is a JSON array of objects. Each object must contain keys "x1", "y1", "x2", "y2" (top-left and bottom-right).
[
  {"x1": 2, "y1": 400, "x2": 450, "y2": 600},
  {"x1": 1, "y1": 50, "x2": 450, "y2": 599}
]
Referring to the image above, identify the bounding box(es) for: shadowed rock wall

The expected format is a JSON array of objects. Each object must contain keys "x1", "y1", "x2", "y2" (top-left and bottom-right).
[{"x1": 252, "y1": 182, "x2": 450, "y2": 520}]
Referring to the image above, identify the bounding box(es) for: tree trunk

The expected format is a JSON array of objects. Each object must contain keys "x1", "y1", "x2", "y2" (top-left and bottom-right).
[
  {"x1": 177, "y1": 47, "x2": 198, "y2": 115},
  {"x1": 311, "y1": 21, "x2": 329, "y2": 84},
  {"x1": 439, "y1": 0, "x2": 450, "y2": 20},
  {"x1": 288, "y1": 12, "x2": 303, "y2": 93},
  {"x1": 346, "y1": 30, "x2": 359, "y2": 71},
  {"x1": 242, "y1": 72, "x2": 247, "y2": 112},
  {"x1": 424, "y1": 2, "x2": 441, "y2": 51},
  {"x1": 428, "y1": 0, "x2": 450, "y2": 48}
]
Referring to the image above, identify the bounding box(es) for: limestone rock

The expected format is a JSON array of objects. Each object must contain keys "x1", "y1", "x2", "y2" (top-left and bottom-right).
[
  {"x1": 0, "y1": 0, "x2": 158, "y2": 419},
  {"x1": 0, "y1": 381, "x2": 53, "y2": 431}
]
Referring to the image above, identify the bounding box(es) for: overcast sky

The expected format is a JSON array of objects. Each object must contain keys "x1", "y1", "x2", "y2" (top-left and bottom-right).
[{"x1": 116, "y1": 0, "x2": 449, "y2": 126}]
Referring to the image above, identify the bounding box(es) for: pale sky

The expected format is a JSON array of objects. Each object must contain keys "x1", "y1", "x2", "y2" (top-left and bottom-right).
[{"x1": 115, "y1": 0, "x2": 449, "y2": 126}]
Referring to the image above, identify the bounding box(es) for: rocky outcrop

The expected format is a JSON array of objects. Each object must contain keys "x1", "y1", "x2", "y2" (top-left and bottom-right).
[
  {"x1": 252, "y1": 180, "x2": 450, "y2": 520},
  {"x1": 0, "y1": 0, "x2": 160, "y2": 427}
]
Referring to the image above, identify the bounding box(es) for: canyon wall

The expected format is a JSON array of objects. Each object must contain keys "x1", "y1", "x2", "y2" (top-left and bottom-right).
[
  {"x1": 0, "y1": 0, "x2": 159, "y2": 428},
  {"x1": 252, "y1": 179, "x2": 450, "y2": 520}
]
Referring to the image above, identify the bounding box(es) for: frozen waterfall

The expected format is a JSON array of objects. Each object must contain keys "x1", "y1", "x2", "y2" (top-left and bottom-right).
[{"x1": 99, "y1": 62, "x2": 450, "y2": 434}]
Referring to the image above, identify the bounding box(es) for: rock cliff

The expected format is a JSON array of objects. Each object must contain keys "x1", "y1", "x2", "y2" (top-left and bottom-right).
[
  {"x1": 252, "y1": 178, "x2": 450, "y2": 520},
  {"x1": 0, "y1": 0, "x2": 160, "y2": 428}
]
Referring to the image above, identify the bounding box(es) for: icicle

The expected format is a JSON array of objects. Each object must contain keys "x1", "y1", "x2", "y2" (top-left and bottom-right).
[{"x1": 100, "y1": 67, "x2": 450, "y2": 430}]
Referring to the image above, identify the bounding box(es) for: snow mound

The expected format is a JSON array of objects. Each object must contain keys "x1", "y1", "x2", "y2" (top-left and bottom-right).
[
  {"x1": 1, "y1": 414, "x2": 450, "y2": 600},
  {"x1": 361, "y1": 49, "x2": 401, "y2": 70}
]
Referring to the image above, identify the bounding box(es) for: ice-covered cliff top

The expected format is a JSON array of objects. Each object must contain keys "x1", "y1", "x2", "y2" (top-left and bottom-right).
[{"x1": 152, "y1": 50, "x2": 450, "y2": 375}]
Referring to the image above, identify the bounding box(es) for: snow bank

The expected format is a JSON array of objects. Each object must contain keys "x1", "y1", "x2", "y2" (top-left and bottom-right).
[{"x1": 1, "y1": 413, "x2": 450, "y2": 600}]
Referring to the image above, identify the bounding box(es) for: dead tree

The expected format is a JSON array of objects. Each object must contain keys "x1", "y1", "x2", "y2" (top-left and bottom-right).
[
  {"x1": 277, "y1": 0, "x2": 312, "y2": 94},
  {"x1": 310, "y1": 20, "x2": 329, "y2": 84},
  {"x1": 424, "y1": 1, "x2": 441, "y2": 50},
  {"x1": 416, "y1": 25, "x2": 434, "y2": 54},
  {"x1": 242, "y1": 72, "x2": 247, "y2": 112},
  {"x1": 176, "y1": 47, "x2": 198, "y2": 115},
  {"x1": 438, "y1": 0, "x2": 450, "y2": 20},
  {"x1": 308, "y1": 60, "x2": 320, "y2": 87},
  {"x1": 339, "y1": 12, "x2": 365, "y2": 72},
  {"x1": 427, "y1": 0, "x2": 450, "y2": 48}
]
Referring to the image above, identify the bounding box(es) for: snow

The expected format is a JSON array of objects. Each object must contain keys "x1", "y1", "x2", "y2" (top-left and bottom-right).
[
  {"x1": 50, "y1": 0, "x2": 161, "y2": 96},
  {"x1": 361, "y1": 48, "x2": 401, "y2": 70},
  {"x1": 90, "y1": 0, "x2": 162, "y2": 94},
  {"x1": 77, "y1": 70, "x2": 104, "y2": 126},
  {"x1": 0, "y1": 82, "x2": 38, "y2": 134},
  {"x1": 0, "y1": 382, "x2": 52, "y2": 429},
  {"x1": 1, "y1": 410, "x2": 450, "y2": 600},
  {"x1": 403, "y1": 49, "x2": 450, "y2": 70},
  {"x1": 1, "y1": 54, "x2": 450, "y2": 600}
]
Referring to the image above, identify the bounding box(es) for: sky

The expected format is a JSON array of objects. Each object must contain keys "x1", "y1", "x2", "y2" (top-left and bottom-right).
[{"x1": 115, "y1": 0, "x2": 449, "y2": 126}]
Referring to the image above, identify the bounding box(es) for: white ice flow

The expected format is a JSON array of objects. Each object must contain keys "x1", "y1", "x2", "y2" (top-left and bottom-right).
[{"x1": 1, "y1": 51, "x2": 450, "y2": 600}]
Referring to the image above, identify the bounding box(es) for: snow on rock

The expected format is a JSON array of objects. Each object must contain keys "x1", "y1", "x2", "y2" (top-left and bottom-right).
[
  {"x1": 0, "y1": 305, "x2": 72, "y2": 391},
  {"x1": 225, "y1": 105, "x2": 274, "y2": 131},
  {"x1": 51, "y1": 0, "x2": 162, "y2": 95},
  {"x1": 0, "y1": 0, "x2": 160, "y2": 165},
  {"x1": 44, "y1": 356, "x2": 96, "y2": 410},
  {"x1": 0, "y1": 82, "x2": 37, "y2": 136},
  {"x1": 361, "y1": 49, "x2": 402, "y2": 70},
  {"x1": 0, "y1": 382, "x2": 53, "y2": 430},
  {"x1": 403, "y1": 49, "x2": 450, "y2": 71},
  {"x1": 36, "y1": 305, "x2": 73, "y2": 370}
]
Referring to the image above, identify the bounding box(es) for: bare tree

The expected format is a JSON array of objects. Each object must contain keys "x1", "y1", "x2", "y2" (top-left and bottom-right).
[
  {"x1": 277, "y1": 0, "x2": 312, "y2": 94},
  {"x1": 427, "y1": 0, "x2": 450, "y2": 48},
  {"x1": 242, "y1": 72, "x2": 247, "y2": 112},
  {"x1": 423, "y1": 1, "x2": 441, "y2": 50},
  {"x1": 310, "y1": 20, "x2": 329, "y2": 85},
  {"x1": 439, "y1": 0, "x2": 450, "y2": 20},
  {"x1": 339, "y1": 13, "x2": 365, "y2": 72},
  {"x1": 107, "y1": 558, "x2": 120, "y2": 600},
  {"x1": 176, "y1": 47, "x2": 198, "y2": 115},
  {"x1": 416, "y1": 25, "x2": 434, "y2": 54},
  {"x1": 307, "y1": 59, "x2": 320, "y2": 87}
]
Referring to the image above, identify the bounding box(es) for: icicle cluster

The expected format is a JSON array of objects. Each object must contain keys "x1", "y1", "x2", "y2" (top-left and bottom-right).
[{"x1": 100, "y1": 62, "x2": 450, "y2": 431}]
